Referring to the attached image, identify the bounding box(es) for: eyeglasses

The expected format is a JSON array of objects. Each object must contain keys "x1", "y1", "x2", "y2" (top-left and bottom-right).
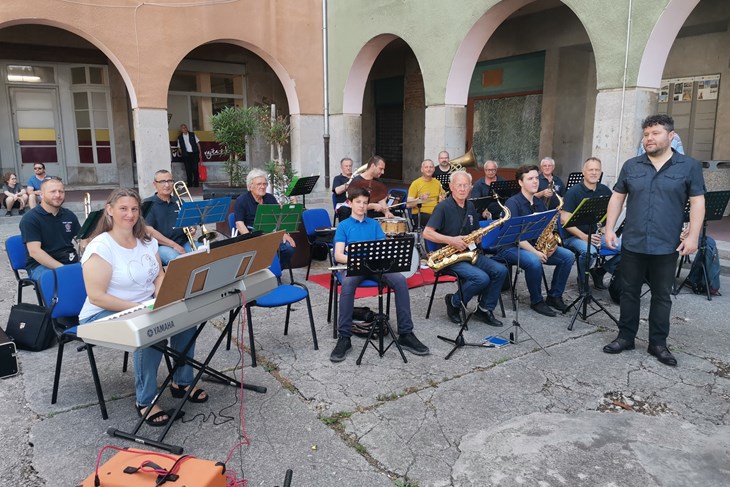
[{"x1": 154, "y1": 179, "x2": 174, "y2": 184}]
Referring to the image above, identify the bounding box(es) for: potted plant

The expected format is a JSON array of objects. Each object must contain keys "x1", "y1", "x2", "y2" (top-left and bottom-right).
[
  {"x1": 210, "y1": 105, "x2": 261, "y2": 191},
  {"x1": 259, "y1": 106, "x2": 296, "y2": 203}
]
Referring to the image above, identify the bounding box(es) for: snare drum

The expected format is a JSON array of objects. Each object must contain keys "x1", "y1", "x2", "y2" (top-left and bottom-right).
[{"x1": 378, "y1": 217, "x2": 407, "y2": 235}]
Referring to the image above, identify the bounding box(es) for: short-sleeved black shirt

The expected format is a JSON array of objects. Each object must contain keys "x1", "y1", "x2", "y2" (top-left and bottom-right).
[
  {"x1": 427, "y1": 196, "x2": 480, "y2": 239},
  {"x1": 470, "y1": 175, "x2": 506, "y2": 200},
  {"x1": 143, "y1": 193, "x2": 187, "y2": 246},
  {"x1": 538, "y1": 174, "x2": 566, "y2": 210},
  {"x1": 233, "y1": 191, "x2": 277, "y2": 229},
  {"x1": 332, "y1": 174, "x2": 349, "y2": 205},
  {"x1": 562, "y1": 181, "x2": 613, "y2": 235},
  {"x1": 614, "y1": 151, "x2": 705, "y2": 255},
  {"x1": 19, "y1": 205, "x2": 80, "y2": 270}
]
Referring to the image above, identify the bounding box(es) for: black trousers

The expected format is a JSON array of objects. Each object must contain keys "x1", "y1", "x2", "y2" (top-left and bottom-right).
[
  {"x1": 181, "y1": 153, "x2": 199, "y2": 187},
  {"x1": 617, "y1": 248, "x2": 678, "y2": 346}
]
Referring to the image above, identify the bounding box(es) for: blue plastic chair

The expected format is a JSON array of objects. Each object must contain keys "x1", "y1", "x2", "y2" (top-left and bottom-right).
[
  {"x1": 332, "y1": 192, "x2": 339, "y2": 226},
  {"x1": 5, "y1": 235, "x2": 43, "y2": 304},
  {"x1": 245, "y1": 254, "x2": 318, "y2": 367},
  {"x1": 301, "y1": 208, "x2": 335, "y2": 280},
  {"x1": 38, "y1": 264, "x2": 111, "y2": 420},
  {"x1": 423, "y1": 239, "x2": 468, "y2": 321}
]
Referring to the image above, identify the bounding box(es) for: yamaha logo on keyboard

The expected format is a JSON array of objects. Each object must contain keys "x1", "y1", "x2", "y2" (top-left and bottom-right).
[{"x1": 147, "y1": 320, "x2": 175, "y2": 338}]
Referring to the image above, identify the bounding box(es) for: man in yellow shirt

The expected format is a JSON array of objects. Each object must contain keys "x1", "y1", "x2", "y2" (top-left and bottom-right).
[{"x1": 407, "y1": 159, "x2": 444, "y2": 229}]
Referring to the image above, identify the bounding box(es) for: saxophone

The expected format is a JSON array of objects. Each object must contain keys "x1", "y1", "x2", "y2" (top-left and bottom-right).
[
  {"x1": 427, "y1": 196, "x2": 511, "y2": 271},
  {"x1": 534, "y1": 192, "x2": 563, "y2": 257}
]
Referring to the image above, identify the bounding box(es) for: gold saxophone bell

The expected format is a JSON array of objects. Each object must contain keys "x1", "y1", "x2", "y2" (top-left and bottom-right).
[{"x1": 172, "y1": 181, "x2": 217, "y2": 250}]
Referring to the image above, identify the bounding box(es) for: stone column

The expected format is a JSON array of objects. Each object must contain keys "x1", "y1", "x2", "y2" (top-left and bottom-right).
[
  {"x1": 290, "y1": 113, "x2": 325, "y2": 192},
  {"x1": 424, "y1": 105, "x2": 467, "y2": 161},
  {"x1": 133, "y1": 107, "x2": 171, "y2": 198},
  {"x1": 328, "y1": 113, "x2": 363, "y2": 177},
  {"x1": 591, "y1": 87, "x2": 657, "y2": 186}
]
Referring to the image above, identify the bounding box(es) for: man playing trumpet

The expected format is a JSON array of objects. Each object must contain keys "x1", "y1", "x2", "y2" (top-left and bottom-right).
[
  {"x1": 144, "y1": 169, "x2": 192, "y2": 265},
  {"x1": 423, "y1": 171, "x2": 508, "y2": 327}
]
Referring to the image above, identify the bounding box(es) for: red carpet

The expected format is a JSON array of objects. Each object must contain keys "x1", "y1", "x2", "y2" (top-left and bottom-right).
[{"x1": 307, "y1": 267, "x2": 456, "y2": 298}]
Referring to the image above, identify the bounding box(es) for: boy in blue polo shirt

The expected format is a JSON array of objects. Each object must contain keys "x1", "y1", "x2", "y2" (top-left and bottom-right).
[{"x1": 330, "y1": 186, "x2": 430, "y2": 362}]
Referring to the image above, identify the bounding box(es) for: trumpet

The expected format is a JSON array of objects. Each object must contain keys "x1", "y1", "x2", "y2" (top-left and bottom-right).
[{"x1": 172, "y1": 181, "x2": 217, "y2": 250}]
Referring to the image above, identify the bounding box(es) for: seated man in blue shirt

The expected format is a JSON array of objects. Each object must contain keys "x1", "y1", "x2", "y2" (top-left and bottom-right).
[
  {"x1": 330, "y1": 186, "x2": 430, "y2": 362},
  {"x1": 26, "y1": 162, "x2": 49, "y2": 209},
  {"x1": 143, "y1": 169, "x2": 192, "y2": 265},
  {"x1": 233, "y1": 168, "x2": 296, "y2": 271},
  {"x1": 469, "y1": 160, "x2": 506, "y2": 220},
  {"x1": 560, "y1": 157, "x2": 620, "y2": 291},
  {"x1": 497, "y1": 165, "x2": 575, "y2": 317},
  {"x1": 536, "y1": 157, "x2": 566, "y2": 210},
  {"x1": 19, "y1": 177, "x2": 80, "y2": 280}
]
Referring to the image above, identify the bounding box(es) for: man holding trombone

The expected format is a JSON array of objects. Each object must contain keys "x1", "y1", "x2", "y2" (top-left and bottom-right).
[{"x1": 144, "y1": 169, "x2": 192, "y2": 265}]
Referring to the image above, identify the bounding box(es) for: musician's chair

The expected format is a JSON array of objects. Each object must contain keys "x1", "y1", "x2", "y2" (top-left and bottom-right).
[
  {"x1": 245, "y1": 254, "x2": 318, "y2": 367},
  {"x1": 328, "y1": 269, "x2": 390, "y2": 338},
  {"x1": 38, "y1": 264, "x2": 122, "y2": 420},
  {"x1": 302, "y1": 208, "x2": 335, "y2": 280},
  {"x1": 5, "y1": 234, "x2": 43, "y2": 304}
]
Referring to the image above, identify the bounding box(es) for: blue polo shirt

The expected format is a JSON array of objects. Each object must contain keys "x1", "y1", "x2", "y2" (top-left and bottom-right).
[
  {"x1": 538, "y1": 173, "x2": 566, "y2": 210},
  {"x1": 563, "y1": 181, "x2": 613, "y2": 235},
  {"x1": 614, "y1": 150, "x2": 705, "y2": 255},
  {"x1": 233, "y1": 191, "x2": 277, "y2": 229},
  {"x1": 19, "y1": 205, "x2": 80, "y2": 270},
  {"x1": 470, "y1": 175, "x2": 506, "y2": 199},
  {"x1": 427, "y1": 196, "x2": 480, "y2": 238},
  {"x1": 334, "y1": 216, "x2": 385, "y2": 249},
  {"x1": 143, "y1": 193, "x2": 187, "y2": 246},
  {"x1": 26, "y1": 175, "x2": 47, "y2": 192}
]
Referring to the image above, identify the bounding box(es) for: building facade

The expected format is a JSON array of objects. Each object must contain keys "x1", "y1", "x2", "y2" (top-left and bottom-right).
[{"x1": 0, "y1": 0, "x2": 727, "y2": 198}]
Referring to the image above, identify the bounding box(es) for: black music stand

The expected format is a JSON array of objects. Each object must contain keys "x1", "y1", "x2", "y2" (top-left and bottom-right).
[
  {"x1": 490, "y1": 180, "x2": 520, "y2": 200},
  {"x1": 176, "y1": 196, "x2": 231, "y2": 242},
  {"x1": 468, "y1": 196, "x2": 492, "y2": 215},
  {"x1": 674, "y1": 190, "x2": 730, "y2": 301},
  {"x1": 254, "y1": 203, "x2": 303, "y2": 233},
  {"x1": 286, "y1": 175, "x2": 320, "y2": 207},
  {"x1": 561, "y1": 196, "x2": 619, "y2": 330},
  {"x1": 565, "y1": 172, "x2": 605, "y2": 191},
  {"x1": 346, "y1": 237, "x2": 413, "y2": 365},
  {"x1": 486, "y1": 211, "x2": 554, "y2": 354}
]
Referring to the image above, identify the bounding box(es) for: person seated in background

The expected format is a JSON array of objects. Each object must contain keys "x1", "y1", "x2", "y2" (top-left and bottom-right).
[
  {"x1": 26, "y1": 162, "x2": 49, "y2": 209},
  {"x1": 19, "y1": 177, "x2": 80, "y2": 280},
  {"x1": 332, "y1": 157, "x2": 354, "y2": 222},
  {"x1": 423, "y1": 171, "x2": 508, "y2": 327},
  {"x1": 143, "y1": 169, "x2": 192, "y2": 265},
  {"x1": 406, "y1": 159, "x2": 443, "y2": 229},
  {"x1": 536, "y1": 157, "x2": 566, "y2": 210},
  {"x1": 233, "y1": 168, "x2": 296, "y2": 270},
  {"x1": 348, "y1": 155, "x2": 394, "y2": 219},
  {"x1": 329, "y1": 186, "x2": 430, "y2": 362},
  {"x1": 79, "y1": 188, "x2": 207, "y2": 427},
  {"x1": 3, "y1": 172, "x2": 28, "y2": 216},
  {"x1": 432, "y1": 151, "x2": 452, "y2": 193},
  {"x1": 561, "y1": 157, "x2": 620, "y2": 291},
  {"x1": 497, "y1": 165, "x2": 574, "y2": 317},
  {"x1": 469, "y1": 160, "x2": 506, "y2": 220}
]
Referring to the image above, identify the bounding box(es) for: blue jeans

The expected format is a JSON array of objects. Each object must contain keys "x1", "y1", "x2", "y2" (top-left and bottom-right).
[
  {"x1": 564, "y1": 235, "x2": 621, "y2": 278},
  {"x1": 279, "y1": 241, "x2": 295, "y2": 270},
  {"x1": 337, "y1": 271, "x2": 413, "y2": 338},
  {"x1": 497, "y1": 245, "x2": 575, "y2": 305},
  {"x1": 448, "y1": 255, "x2": 508, "y2": 312},
  {"x1": 80, "y1": 309, "x2": 197, "y2": 407},
  {"x1": 29, "y1": 264, "x2": 52, "y2": 281},
  {"x1": 158, "y1": 242, "x2": 193, "y2": 266}
]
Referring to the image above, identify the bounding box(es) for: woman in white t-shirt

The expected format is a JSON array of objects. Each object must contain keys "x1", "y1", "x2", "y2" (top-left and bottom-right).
[{"x1": 79, "y1": 188, "x2": 207, "y2": 427}]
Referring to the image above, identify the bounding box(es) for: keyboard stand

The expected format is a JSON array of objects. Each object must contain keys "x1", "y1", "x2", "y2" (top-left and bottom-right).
[{"x1": 107, "y1": 305, "x2": 266, "y2": 454}]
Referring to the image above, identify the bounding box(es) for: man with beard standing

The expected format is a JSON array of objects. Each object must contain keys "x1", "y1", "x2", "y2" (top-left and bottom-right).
[{"x1": 602, "y1": 114, "x2": 705, "y2": 366}]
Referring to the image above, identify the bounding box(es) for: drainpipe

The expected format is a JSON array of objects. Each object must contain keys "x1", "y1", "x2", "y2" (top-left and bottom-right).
[
  {"x1": 615, "y1": 0, "x2": 633, "y2": 183},
  {"x1": 323, "y1": 0, "x2": 331, "y2": 188}
]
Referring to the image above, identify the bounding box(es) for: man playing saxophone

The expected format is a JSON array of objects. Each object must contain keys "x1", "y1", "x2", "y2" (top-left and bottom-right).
[
  {"x1": 423, "y1": 171, "x2": 508, "y2": 327},
  {"x1": 496, "y1": 165, "x2": 574, "y2": 317},
  {"x1": 143, "y1": 169, "x2": 192, "y2": 265}
]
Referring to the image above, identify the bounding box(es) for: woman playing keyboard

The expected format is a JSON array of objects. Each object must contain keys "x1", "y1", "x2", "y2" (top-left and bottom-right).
[{"x1": 78, "y1": 188, "x2": 208, "y2": 427}]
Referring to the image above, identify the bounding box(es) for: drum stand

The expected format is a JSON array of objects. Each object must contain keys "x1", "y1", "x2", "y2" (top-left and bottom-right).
[{"x1": 346, "y1": 238, "x2": 414, "y2": 365}]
